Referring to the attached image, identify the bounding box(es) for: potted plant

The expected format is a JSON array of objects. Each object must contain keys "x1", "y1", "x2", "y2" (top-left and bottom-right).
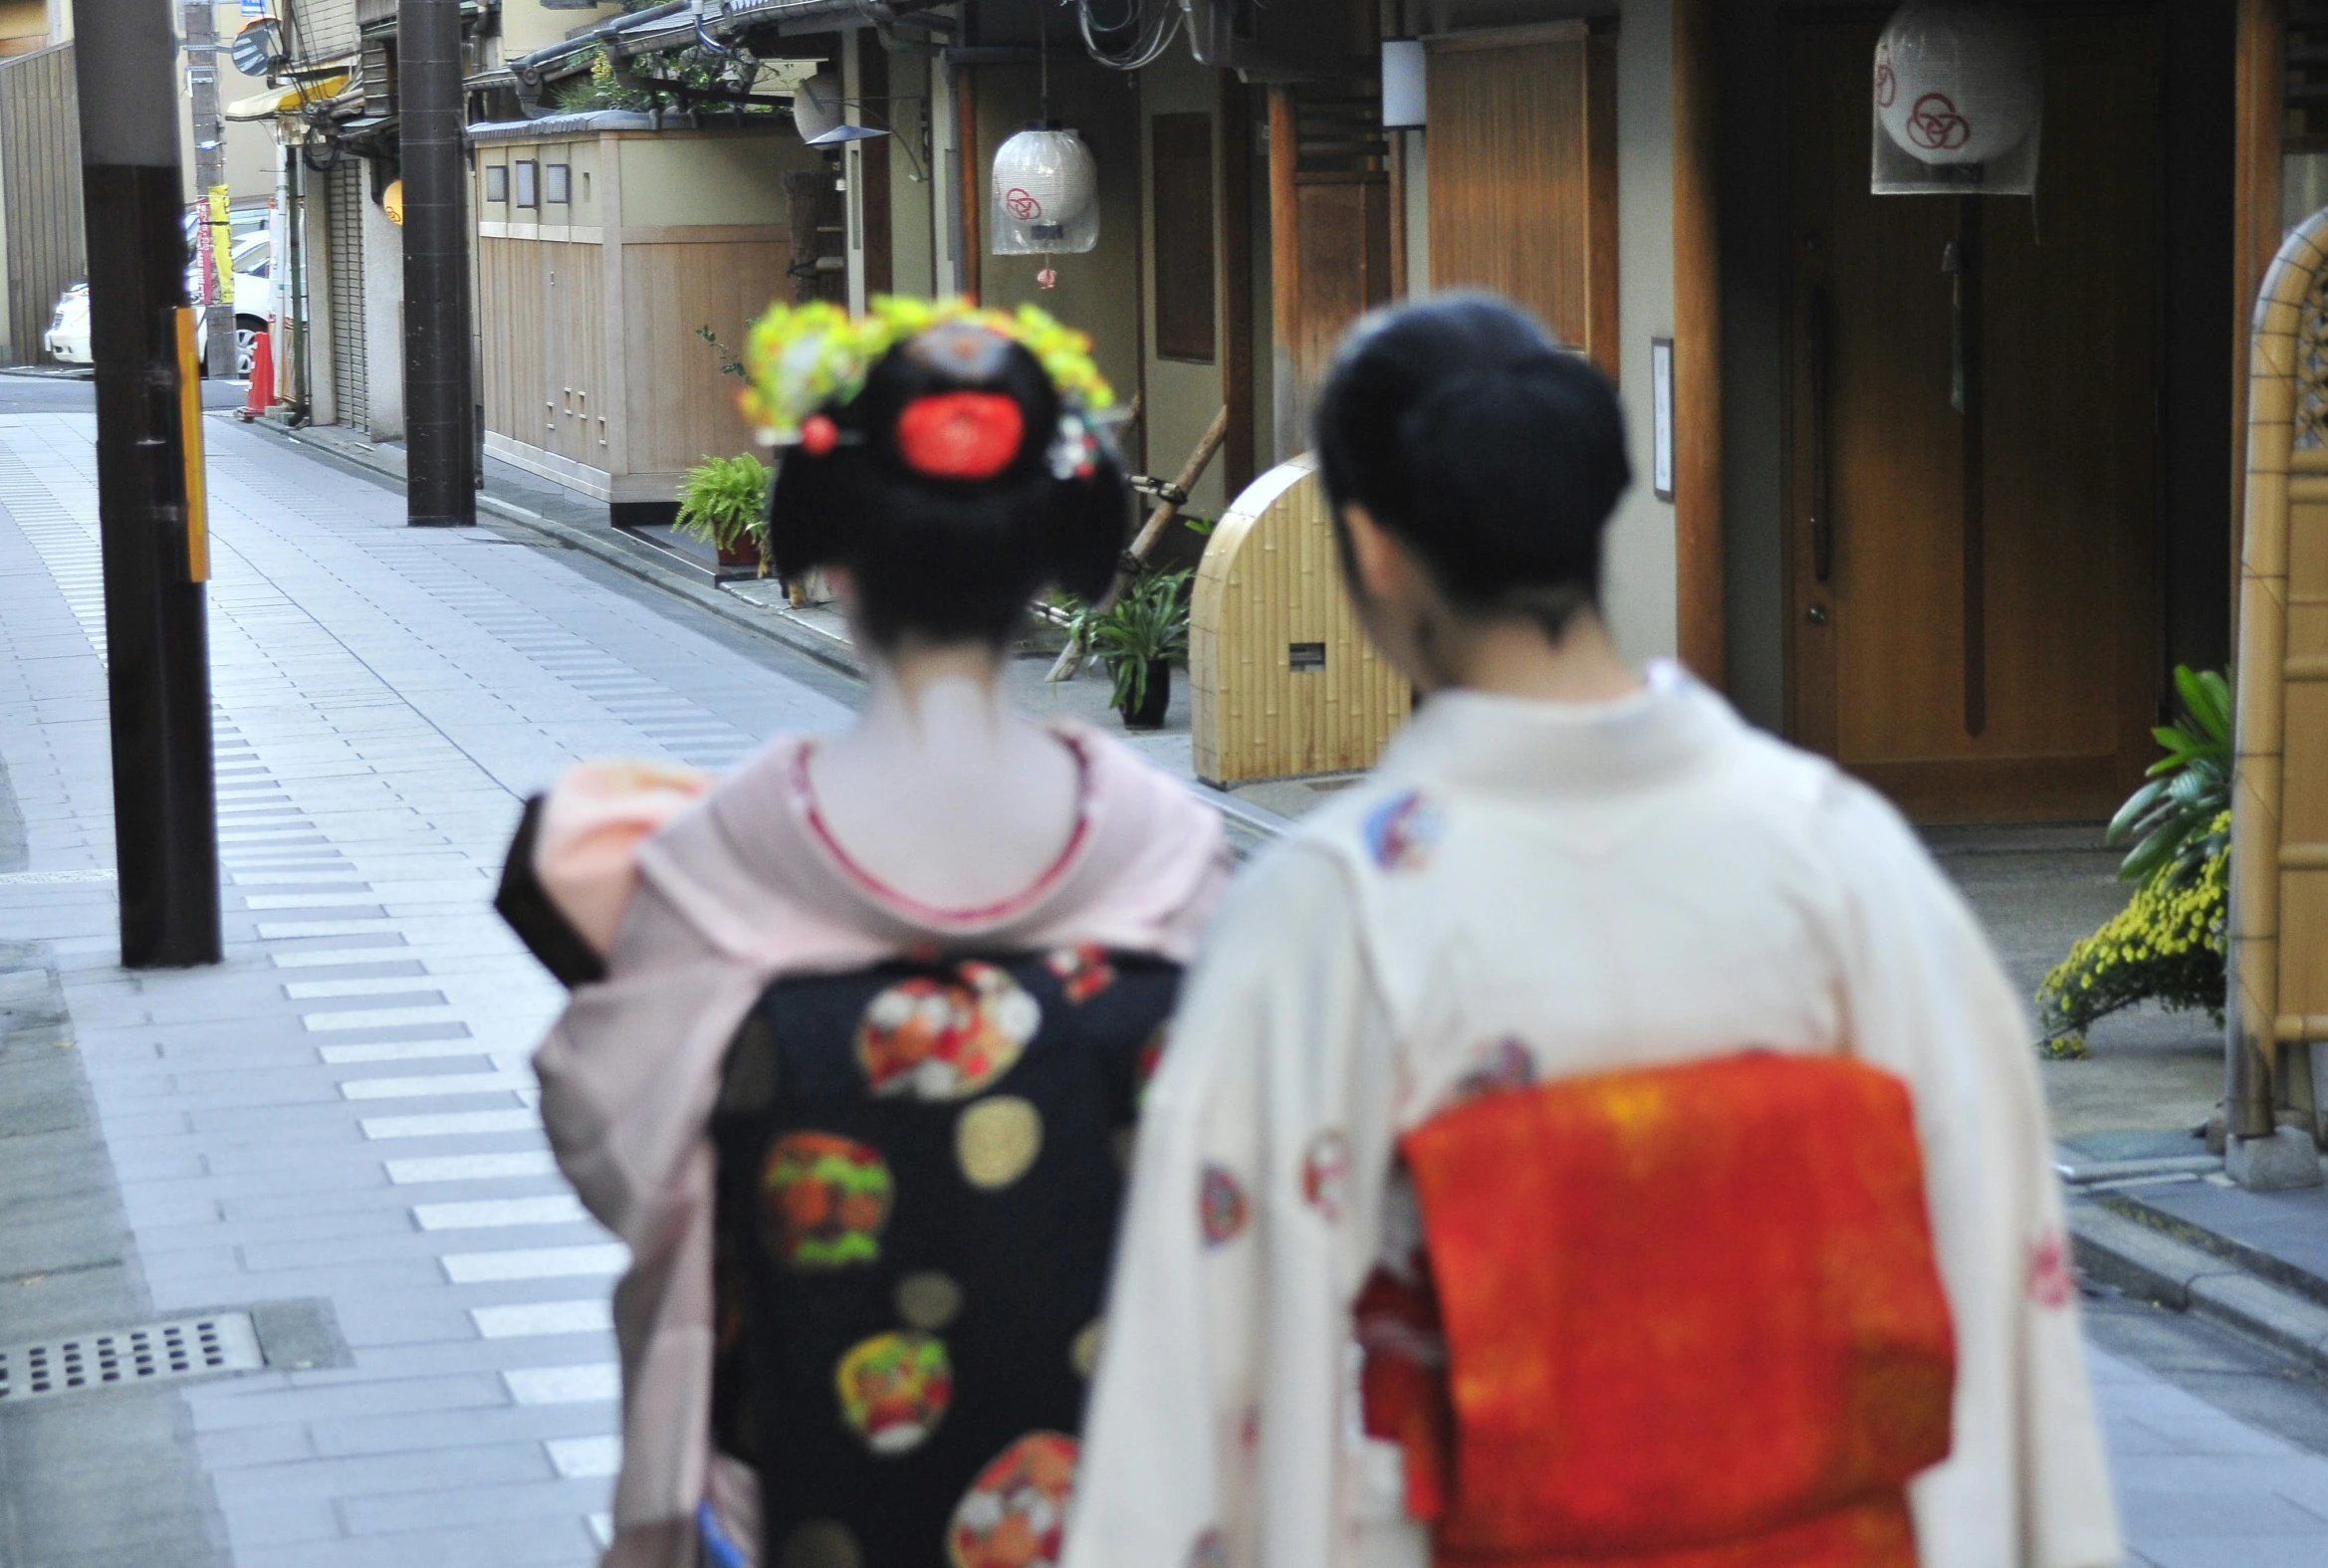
[
  {"x1": 675, "y1": 453, "x2": 772, "y2": 570},
  {"x1": 1080, "y1": 569, "x2": 1190, "y2": 730},
  {"x1": 2035, "y1": 666, "x2": 2232, "y2": 1058}
]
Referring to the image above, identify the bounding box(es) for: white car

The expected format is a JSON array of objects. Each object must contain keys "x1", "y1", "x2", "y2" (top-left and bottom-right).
[{"x1": 46, "y1": 232, "x2": 272, "y2": 376}]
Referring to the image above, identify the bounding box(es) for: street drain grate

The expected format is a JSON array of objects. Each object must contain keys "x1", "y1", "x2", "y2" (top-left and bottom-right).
[{"x1": 0, "y1": 1313, "x2": 264, "y2": 1404}]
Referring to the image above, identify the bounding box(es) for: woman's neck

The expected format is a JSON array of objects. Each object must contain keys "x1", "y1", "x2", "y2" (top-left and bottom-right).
[
  {"x1": 806, "y1": 641, "x2": 1084, "y2": 912},
  {"x1": 1424, "y1": 610, "x2": 1643, "y2": 704}
]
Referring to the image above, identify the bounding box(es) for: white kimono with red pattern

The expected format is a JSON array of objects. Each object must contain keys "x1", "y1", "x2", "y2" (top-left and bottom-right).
[{"x1": 1063, "y1": 667, "x2": 2121, "y2": 1568}]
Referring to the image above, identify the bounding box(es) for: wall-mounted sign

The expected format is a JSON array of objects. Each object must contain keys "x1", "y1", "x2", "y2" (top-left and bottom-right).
[
  {"x1": 1650, "y1": 336, "x2": 1675, "y2": 502},
  {"x1": 230, "y1": 18, "x2": 282, "y2": 77}
]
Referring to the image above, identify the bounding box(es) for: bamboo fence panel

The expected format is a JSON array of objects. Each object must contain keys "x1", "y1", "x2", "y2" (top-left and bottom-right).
[
  {"x1": 1191, "y1": 455, "x2": 1411, "y2": 784},
  {"x1": 2231, "y1": 206, "x2": 2328, "y2": 1135}
]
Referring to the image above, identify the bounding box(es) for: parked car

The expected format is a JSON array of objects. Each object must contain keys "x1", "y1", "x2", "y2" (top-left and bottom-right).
[
  {"x1": 42, "y1": 282, "x2": 88, "y2": 366},
  {"x1": 45, "y1": 232, "x2": 273, "y2": 376}
]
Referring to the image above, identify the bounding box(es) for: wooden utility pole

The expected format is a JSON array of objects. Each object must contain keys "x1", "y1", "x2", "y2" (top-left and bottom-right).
[
  {"x1": 73, "y1": 0, "x2": 222, "y2": 966},
  {"x1": 400, "y1": 0, "x2": 476, "y2": 526}
]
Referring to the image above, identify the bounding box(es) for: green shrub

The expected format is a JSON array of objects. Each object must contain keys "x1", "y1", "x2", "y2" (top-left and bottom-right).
[
  {"x1": 674, "y1": 453, "x2": 771, "y2": 555},
  {"x1": 2107, "y1": 665, "x2": 2231, "y2": 889}
]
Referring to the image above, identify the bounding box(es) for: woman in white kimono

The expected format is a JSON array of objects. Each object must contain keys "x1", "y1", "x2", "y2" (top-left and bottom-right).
[{"x1": 1064, "y1": 297, "x2": 2120, "y2": 1568}]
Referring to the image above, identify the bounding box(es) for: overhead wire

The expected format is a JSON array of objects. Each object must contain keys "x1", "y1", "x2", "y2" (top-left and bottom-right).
[{"x1": 1075, "y1": 0, "x2": 1182, "y2": 71}]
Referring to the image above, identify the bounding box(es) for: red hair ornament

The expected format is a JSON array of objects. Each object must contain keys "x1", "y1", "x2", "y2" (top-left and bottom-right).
[
  {"x1": 894, "y1": 392, "x2": 1026, "y2": 481},
  {"x1": 799, "y1": 414, "x2": 839, "y2": 456}
]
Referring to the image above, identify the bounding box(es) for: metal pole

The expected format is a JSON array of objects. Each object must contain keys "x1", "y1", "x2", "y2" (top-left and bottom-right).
[
  {"x1": 400, "y1": 0, "x2": 475, "y2": 526},
  {"x1": 183, "y1": 0, "x2": 233, "y2": 378},
  {"x1": 72, "y1": 0, "x2": 223, "y2": 968}
]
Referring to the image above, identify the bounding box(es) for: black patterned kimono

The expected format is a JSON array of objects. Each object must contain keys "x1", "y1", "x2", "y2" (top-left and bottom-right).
[{"x1": 706, "y1": 945, "x2": 1177, "y2": 1568}]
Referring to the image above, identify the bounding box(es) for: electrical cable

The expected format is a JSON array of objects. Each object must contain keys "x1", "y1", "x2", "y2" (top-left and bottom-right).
[{"x1": 1075, "y1": 0, "x2": 1182, "y2": 71}]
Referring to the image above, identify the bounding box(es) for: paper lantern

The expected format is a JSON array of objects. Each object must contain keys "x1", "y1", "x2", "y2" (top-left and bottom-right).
[
  {"x1": 1874, "y1": 1, "x2": 2039, "y2": 167},
  {"x1": 991, "y1": 126, "x2": 1098, "y2": 255}
]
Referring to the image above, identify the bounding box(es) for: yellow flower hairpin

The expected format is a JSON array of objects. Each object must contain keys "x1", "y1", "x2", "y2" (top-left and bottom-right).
[{"x1": 739, "y1": 295, "x2": 1115, "y2": 446}]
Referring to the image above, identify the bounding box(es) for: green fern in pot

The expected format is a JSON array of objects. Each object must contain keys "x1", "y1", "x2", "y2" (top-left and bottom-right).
[
  {"x1": 675, "y1": 453, "x2": 772, "y2": 567},
  {"x1": 1079, "y1": 569, "x2": 1190, "y2": 730}
]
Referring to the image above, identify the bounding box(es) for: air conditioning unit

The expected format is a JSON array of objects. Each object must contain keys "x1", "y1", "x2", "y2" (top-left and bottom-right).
[{"x1": 1186, "y1": 0, "x2": 1358, "y2": 82}]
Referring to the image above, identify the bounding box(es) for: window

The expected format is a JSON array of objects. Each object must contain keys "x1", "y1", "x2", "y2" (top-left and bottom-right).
[
  {"x1": 1151, "y1": 113, "x2": 1217, "y2": 363},
  {"x1": 484, "y1": 164, "x2": 508, "y2": 203},
  {"x1": 514, "y1": 159, "x2": 538, "y2": 209},
  {"x1": 545, "y1": 162, "x2": 571, "y2": 204}
]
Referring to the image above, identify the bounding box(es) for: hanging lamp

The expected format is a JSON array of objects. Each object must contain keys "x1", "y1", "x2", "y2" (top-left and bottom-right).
[
  {"x1": 992, "y1": 124, "x2": 1099, "y2": 257},
  {"x1": 1871, "y1": 0, "x2": 2040, "y2": 195}
]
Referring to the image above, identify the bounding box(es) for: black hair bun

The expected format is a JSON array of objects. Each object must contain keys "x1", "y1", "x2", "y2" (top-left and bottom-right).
[
  {"x1": 766, "y1": 322, "x2": 1130, "y2": 648},
  {"x1": 1395, "y1": 351, "x2": 1631, "y2": 602},
  {"x1": 1313, "y1": 295, "x2": 1631, "y2": 619}
]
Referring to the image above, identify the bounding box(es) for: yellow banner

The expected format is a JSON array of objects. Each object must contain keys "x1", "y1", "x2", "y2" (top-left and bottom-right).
[
  {"x1": 174, "y1": 307, "x2": 210, "y2": 583},
  {"x1": 208, "y1": 185, "x2": 231, "y2": 305}
]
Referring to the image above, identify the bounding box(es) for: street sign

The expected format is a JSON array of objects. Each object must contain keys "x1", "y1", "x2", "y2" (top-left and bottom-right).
[{"x1": 230, "y1": 18, "x2": 282, "y2": 77}]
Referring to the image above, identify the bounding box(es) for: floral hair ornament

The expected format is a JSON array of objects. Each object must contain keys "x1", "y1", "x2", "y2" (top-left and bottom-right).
[
  {"x1": 739, "y1": 295, "x2": 1116, "y2": 449},
  {"x1": 896, "y1": 392, "x2": 1027, "y2": 480}
]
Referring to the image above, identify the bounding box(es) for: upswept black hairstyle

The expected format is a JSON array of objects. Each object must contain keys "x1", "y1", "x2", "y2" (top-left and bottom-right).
[
  {"x1": 766, "y1": 322, "x2": 1131, "y2": 649},
  {"x1": 1312, "y1": 294, "x2": 1631, "y2": 638}
]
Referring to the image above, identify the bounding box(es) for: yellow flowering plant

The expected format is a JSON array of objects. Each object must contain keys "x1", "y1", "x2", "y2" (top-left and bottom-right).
[
  {"x1": 2036, "y1": 810, "x2": 2227, "y2": 1059},
  {"x1": 738, "y1": 295, "x2": 1115, "y2": 444}
]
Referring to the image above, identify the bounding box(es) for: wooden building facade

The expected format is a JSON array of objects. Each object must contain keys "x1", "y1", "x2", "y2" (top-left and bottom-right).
[{"x1": 471, "y1": 114, "x2": 821, "y2": 505}]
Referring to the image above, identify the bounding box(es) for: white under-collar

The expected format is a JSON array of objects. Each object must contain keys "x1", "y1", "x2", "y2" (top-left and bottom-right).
[{"x1": 1371, "y1": 661, "x2": 1738, "y2": 799}]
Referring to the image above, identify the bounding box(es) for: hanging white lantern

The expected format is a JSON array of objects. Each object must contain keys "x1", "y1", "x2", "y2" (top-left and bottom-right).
[
  {"x1": 991, "y1": 126, "x2": 1098, "y2": 255},
  {"x1": 1872, "y1": 0, "x2": 2040, "y2": 195}
]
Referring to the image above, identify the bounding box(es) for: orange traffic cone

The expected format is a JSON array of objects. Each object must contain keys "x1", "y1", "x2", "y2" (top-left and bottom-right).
[{"x1": 240, "y1": 321, "x2": 274, "y2": 422}]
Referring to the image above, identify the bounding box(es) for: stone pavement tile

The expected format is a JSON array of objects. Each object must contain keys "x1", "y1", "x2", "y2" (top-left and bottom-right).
[
  {"x1": 204, "y1": 1442, "x2": 557, "y2": 1505},
  {"x1": 193, "y1": 1372, "x2": 510, "y2": 1432},
  {"x1": 2120, "y1": 1489, "x2": 2328, "y2": 1539},
  {"x1": 212, "y1": 1497, "x2": 343, "y2": 1549},
  {"x1": 338, "y1": 1475, "x2": 618, "y2": 1535},
  {"x1": 2142, "y1": 1543, "x2": 2328, "y2": 1568},
  {"x1": 237, "y1": 1517, "x2": 599, "y2": 1568},
  {"x1": 197, "y1": 1422, "x2": 324, "y2": 1467},
  {"x1": 309, "y1": 1402, "x2": 614, "y2": 1460}
]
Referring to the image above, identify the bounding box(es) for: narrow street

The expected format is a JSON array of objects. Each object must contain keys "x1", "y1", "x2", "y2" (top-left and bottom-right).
[{"x1": 0, "y1": 386, "x2": 2319, "y2": 1566}]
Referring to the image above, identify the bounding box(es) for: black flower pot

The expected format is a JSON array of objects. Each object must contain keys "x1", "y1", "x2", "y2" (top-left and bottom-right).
[{"x1": 1120, "y1": 660, "x2": 1171, "y2": 730}]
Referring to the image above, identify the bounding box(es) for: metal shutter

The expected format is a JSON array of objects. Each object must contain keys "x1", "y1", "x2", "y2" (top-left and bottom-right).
[{"x1": 327, "y1": 158, "x2": 366, "y2": 430}]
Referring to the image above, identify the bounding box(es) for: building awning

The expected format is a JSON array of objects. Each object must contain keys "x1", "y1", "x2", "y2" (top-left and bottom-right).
[{"x1": 223, "y1": 72, "x2": 352, "y2": 122}]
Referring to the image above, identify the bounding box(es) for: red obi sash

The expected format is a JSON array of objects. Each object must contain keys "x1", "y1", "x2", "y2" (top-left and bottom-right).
[{"x1": 1359, "y1": 1050, "x2": 1956, "y2": 1568}]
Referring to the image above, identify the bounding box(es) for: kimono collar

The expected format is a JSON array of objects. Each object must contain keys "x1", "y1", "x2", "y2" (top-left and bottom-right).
[
  {"x1": 634, "y1": 721, "x2": 1227, "y2": 970},
  {"x1": 1370, "y1": 661, "x2": 1743, "y2": 799}
]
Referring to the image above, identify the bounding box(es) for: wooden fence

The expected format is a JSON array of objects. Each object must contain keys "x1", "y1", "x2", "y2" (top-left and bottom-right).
[{"x1": 0, "y1": 44, "x2": 83, "y2": 365}]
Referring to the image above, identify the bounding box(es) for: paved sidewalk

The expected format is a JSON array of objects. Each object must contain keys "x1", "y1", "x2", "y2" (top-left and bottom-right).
[
  {"x1": 0, "y1": 409, "x2": 845, "y2": 1565},
  {"x1": 0, "y1": 407, "x2": 2325, "y2": 1565}
]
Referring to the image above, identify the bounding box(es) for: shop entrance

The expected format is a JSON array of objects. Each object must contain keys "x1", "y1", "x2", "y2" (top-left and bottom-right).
[{"x1": 1784, "y1": 10, "x2": 2161, "y2": 821}]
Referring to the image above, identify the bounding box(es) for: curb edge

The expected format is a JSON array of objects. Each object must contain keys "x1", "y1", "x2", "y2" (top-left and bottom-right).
[{"x1": 2070, "y1": 1203, "x2": 2328, "y2": 1371}]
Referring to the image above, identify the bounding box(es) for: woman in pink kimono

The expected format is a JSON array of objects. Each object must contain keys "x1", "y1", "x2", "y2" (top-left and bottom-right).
[{"x1": 498, "y1": 304, "x2": 1227, "y2": 1568}]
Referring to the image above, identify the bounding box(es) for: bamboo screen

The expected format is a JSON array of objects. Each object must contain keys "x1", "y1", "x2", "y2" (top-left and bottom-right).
[
  {"x1": 2230, "y1": 206, "x2": 2328, "y2": 1135},
  {"x1": 1190, "y1": 455, "x2": 1412, "y2": 784}
]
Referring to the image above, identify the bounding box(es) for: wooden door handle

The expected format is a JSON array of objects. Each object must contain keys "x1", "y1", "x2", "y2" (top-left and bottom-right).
[{"x1": 1807, "y1": 283, "x2": 1834, "y2": 584}]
